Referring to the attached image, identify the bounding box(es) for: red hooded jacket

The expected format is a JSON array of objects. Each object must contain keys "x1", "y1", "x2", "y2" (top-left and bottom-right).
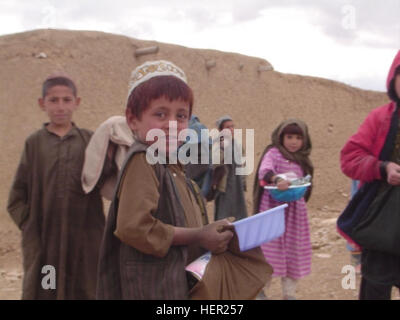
[{"x1": 340, "y1": 51, "x2": 400, "y2": 183}]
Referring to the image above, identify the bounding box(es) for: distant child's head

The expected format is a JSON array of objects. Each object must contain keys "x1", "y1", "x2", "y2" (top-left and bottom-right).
[
  {"x1": 39, "y1": 73, "x2": 80, "y2": 127},
  {"x1": 271, "y1": 119, "x2": 311, "y2": 156},
  {"x1": 280, "y1": 123, "x2": 304, "y2": 153},
  {"x1": 216, "y1": 115, "x2": 235, "y2": 136},
  {"x1": 126, "y1": 60, "x2": 193, "y2": 152}
]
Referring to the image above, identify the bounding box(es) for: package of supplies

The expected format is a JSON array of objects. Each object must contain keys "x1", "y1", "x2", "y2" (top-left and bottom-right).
[{"x1": 233, "y1": 204, "x2": 287, "y2": 252}]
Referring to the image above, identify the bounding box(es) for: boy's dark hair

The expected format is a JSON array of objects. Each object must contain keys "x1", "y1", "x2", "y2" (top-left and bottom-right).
[
  {"x1": 42, "y1": 76, "x2": 77, "y2": 98},
  {"x1": 388, "y1": 65, "x2": 400, "y2": 103},
  {"x1": 127, "y1": 75, "x2": 193, "y2": 119}
]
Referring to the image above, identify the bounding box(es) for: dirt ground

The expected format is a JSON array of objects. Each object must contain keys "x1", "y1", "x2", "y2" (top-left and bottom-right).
[{"x1": 1, "y1": 203, "x2": 399, "y2": 300}]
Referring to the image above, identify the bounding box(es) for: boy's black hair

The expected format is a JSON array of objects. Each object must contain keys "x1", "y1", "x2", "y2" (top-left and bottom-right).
[
  {"x1": 127, "y1": 75, "x2": 193, "y2": 120},
  {"x1": 42, "y1": 76, "x2": 77, "y2": 98},
  {"x1": 388, "y1": 65, "x2": 400, "y2": 103}
]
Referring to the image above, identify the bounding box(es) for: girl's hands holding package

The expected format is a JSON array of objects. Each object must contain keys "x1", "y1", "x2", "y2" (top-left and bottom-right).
[
  {"x1": 199, "y1": 219, "x2": 234, "y2": 254},
  {"x1": 272, "y1": 175, "x2": 291, "y2": 190},
  {"x1": 276, "y1": 179, "x2": 290, "y2": 190}
]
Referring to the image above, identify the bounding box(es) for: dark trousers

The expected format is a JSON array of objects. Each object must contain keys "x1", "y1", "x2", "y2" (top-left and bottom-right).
[{"x1": 359, "y1": 277, "x2": 400, "y2": 300}]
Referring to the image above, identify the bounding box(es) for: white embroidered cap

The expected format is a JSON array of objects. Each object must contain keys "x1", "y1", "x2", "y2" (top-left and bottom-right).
[{"x1": 127, "y1": 60, "x2": 187, "y2": 99}]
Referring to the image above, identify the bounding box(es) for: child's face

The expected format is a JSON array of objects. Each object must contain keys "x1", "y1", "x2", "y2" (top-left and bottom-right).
[
  {"x1": 39, "y1": 85, "x2": 80, "y2": 127},
  {"x1": 221, "y1": 120, "x2": 235, "y2": 136},
  {"x1": 283, "y1": 133, "x2": 303, "y2": 153},
  {"x1": 127, "y1": 96, "x2": 190, "y2": 154}
]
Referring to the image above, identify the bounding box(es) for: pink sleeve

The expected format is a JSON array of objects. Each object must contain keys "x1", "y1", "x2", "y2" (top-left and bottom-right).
[
  {"x1": 340, "y1": 109, "x2": 383, "y2": 182},
  {"x1": 258, "y1": 148, "x2": 276, "y2": 181}
]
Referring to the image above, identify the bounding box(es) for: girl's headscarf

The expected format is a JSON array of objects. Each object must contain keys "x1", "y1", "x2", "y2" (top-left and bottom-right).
[{"x1": 252, "y1": 119, "x2": 314, "y2": 213}]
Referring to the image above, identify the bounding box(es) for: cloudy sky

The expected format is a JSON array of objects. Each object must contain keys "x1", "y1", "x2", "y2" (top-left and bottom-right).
[{"x1": 0, "y1": 0, "x2": 399, "y2": 91}]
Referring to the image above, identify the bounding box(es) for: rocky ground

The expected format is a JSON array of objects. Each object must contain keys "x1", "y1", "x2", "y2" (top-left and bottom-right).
[{"x1": 1, "y1": 203, "x2": 399, "y2": 300}]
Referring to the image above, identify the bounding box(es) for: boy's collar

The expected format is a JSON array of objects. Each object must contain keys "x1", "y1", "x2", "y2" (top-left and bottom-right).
[{"x1": 43, "y1": 122, "x2": 78, "y2": 138}]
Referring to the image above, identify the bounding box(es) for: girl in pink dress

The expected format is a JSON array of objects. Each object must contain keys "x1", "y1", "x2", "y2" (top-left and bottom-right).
[{"x1": 253, "y1": 119, "x2": 314, "y2": 300}]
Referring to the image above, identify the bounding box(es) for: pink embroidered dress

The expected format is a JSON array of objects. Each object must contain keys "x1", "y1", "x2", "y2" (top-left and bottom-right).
[{"x1": 258, "y1": 147, "x2": 312, "y2": 279}]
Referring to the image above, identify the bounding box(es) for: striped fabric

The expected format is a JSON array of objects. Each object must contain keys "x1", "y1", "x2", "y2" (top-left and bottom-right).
[
  {"x1": 97, "y1": 142, "x2": 189, "y2": 299},
  {"x1": 258, "y1": 147, "x2": 312, "y2": 279}
]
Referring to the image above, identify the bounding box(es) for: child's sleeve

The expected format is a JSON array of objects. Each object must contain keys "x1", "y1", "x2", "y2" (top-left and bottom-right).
[
  {"x1": 258, "y1": 149, "x2": 276, "y2": 184},
  {"x1": 340, "y1": 107, "x2": 383, "y2": 182},
  {"x1": 114, "y1": 153, "x2": 175, "y2": 258},
  {"x1": 7, "y1": 143, "x2": 30, "y2": 230}
]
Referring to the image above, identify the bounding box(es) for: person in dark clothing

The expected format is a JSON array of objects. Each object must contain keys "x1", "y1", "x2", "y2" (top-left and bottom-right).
[
  {"x1": 340, "y1": 50, "x2": 400, "y2": 300},
  {"x1": 96, "y1": 60, "x2": 233, "y2": 300},
  {"x1": 212, "y1": 115, "x2": 248, "y2": 222},
  {"x1": 7, "y1": 74, "x2": 105, "y2": 299}
]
